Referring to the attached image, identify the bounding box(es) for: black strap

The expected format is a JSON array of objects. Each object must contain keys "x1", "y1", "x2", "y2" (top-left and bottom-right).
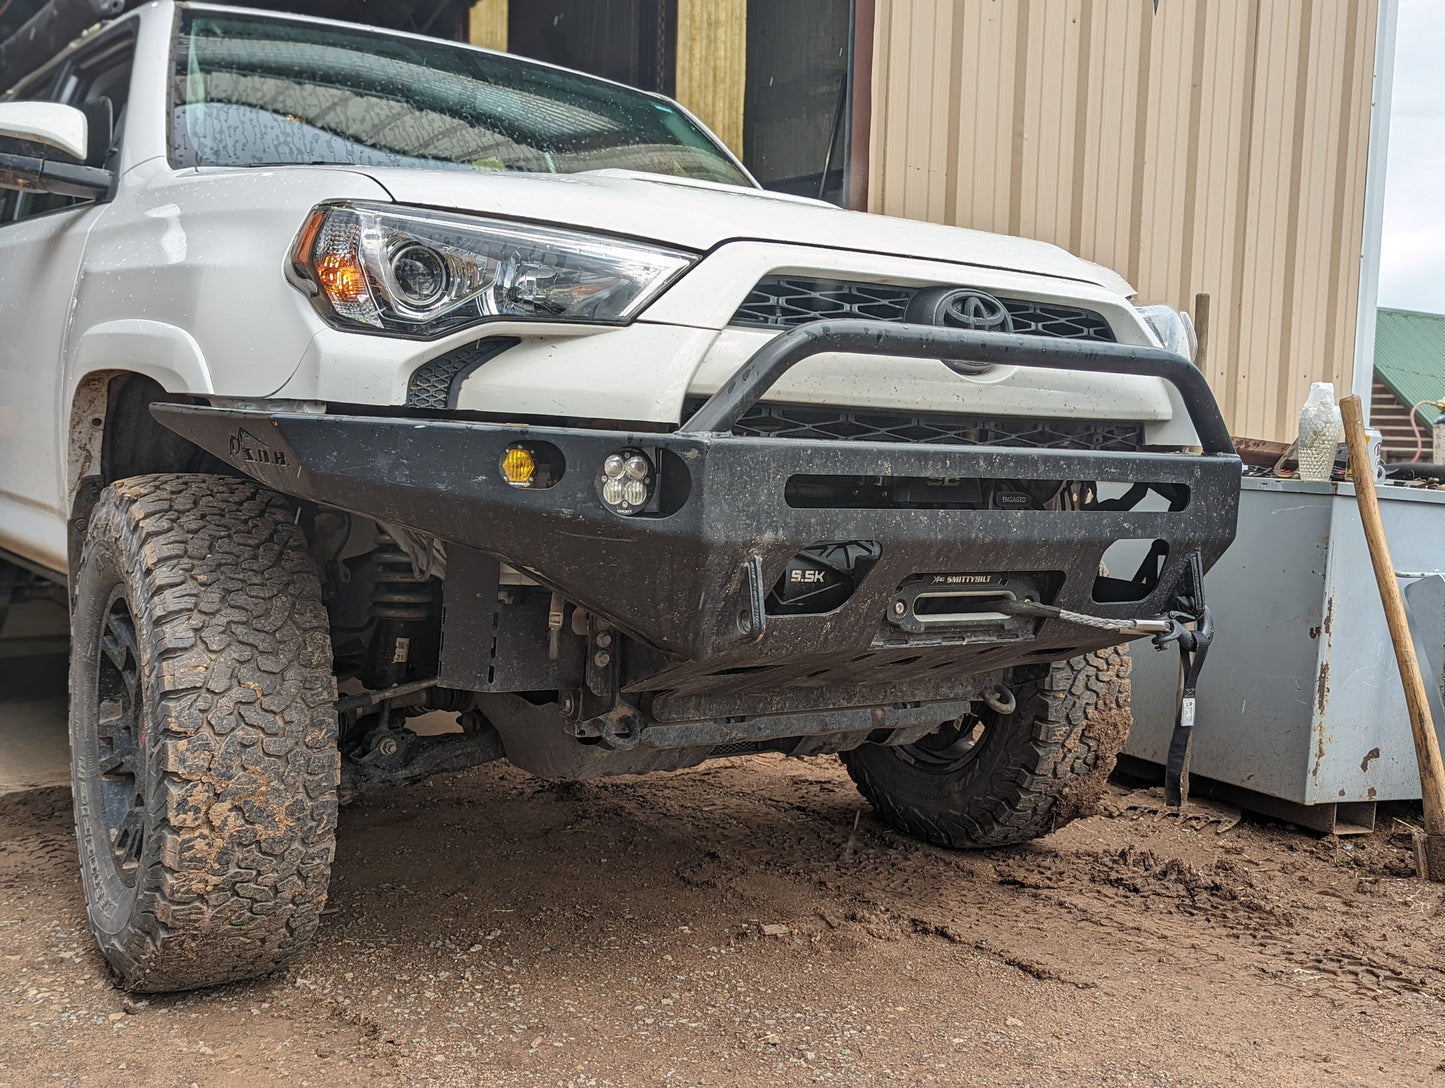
[{"x1": 1151, "y1": 552, "x2": 1213, "y2": 807}]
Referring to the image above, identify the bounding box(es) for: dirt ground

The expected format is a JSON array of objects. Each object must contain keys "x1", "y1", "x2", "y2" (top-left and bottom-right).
[{"x1": 2, "y1": 756, "x2": 1444, "y2": 1088}]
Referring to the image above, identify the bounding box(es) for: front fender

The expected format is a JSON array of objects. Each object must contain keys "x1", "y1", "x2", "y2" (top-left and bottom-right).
[
  {"x1": 62, "y1": 321, "x2": 215, "y2": 509},
  {"x1": 70, "y1": 319, "x2": 215, "y2": 395}
]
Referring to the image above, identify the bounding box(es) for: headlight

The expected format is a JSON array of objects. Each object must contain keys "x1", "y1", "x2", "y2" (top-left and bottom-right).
[
  {"x1": 1137, "y1": 304, "x2": 1198, "y2": 362},
  {"x1": 288, "y1": 202, "x2": 695, "y2": 337}
]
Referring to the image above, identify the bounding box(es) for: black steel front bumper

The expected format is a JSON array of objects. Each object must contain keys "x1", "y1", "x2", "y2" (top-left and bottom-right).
[{"x1": 153, "y1": 320, "x2": 1240, "y2": 691}]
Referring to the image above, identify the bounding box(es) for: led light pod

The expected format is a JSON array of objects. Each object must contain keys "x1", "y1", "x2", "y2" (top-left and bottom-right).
[
  {"x1": 598, "y1": 447, "x2": 654, "y2": 516},
  {"x1": 501, "y1": 445, "x2": 537, "y2": 487}
]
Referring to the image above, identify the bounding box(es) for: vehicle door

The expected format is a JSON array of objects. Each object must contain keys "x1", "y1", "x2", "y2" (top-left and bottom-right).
[{"x1": 0, "y1": 29, "x2": 134, "y2": 572}]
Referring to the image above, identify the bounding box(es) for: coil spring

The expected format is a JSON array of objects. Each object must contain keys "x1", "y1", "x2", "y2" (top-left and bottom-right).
[{"x1": 370, "y1": 532, "x2": 432, "y2": 622}]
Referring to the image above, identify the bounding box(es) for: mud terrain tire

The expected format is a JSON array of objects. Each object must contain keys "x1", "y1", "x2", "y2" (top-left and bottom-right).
[
  {"x1": 840, "y1": 646, "x2": 1131, "y2": 848},
  {"x1": 69, "y1": 473, "x2": 338, "y2": 991}
]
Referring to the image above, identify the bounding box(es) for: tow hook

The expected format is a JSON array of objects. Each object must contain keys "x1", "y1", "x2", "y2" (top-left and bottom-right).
[
  {"x1": 567, "y1": 703, "x2": 645, "y2": 750},
  {"x1": 1150, "y1": 551, "x2": 1214, "y2": 808},
  {"x1": 597, "y1": 706, "x2": 643, "y2": 750},
  {"x1": 981, "y1": 685, "x2": 1017, "y2": 715}
]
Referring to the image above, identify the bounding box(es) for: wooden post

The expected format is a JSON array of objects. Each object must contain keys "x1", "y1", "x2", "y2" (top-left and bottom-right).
[{"x1": 1341, "y1": 394, "x2": 1445, "y2": 878}]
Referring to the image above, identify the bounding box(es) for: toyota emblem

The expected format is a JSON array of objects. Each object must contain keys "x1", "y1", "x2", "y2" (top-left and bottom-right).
[{"x1": 938, "y1": 289, "x2": 1014, "y2": 333}]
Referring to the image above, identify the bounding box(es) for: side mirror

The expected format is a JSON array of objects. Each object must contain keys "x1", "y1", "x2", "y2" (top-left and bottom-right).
[
  {"x1": 0, "y1": 101, "x2": 113, "y2": 199},
  {"x1": 0, "y1": 102, "x2": 88, "y2": 158}
]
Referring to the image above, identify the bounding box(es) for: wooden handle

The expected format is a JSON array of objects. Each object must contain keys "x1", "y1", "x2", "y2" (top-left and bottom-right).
[{"x1": 1341, "y1": 394, "x2": 1445, "y2": 834}]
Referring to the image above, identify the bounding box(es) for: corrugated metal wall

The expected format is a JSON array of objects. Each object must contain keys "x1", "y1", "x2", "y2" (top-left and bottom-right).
[{"x1": 869, "y1": 0, "x2": 1380, "y2": 443}]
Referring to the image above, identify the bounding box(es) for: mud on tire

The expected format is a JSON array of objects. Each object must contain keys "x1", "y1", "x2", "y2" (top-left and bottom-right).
[
  {"x1": 69, "y1": 473, "x2": 338, "y2": 991},
  {"x1": 840, "y1": 646, "x2": 1131, "y2": 849}
]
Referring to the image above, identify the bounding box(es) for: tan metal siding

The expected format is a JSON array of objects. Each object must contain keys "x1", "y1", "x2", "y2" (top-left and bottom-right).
[{"x1": 869, "y1": 0, "x2": 1379, "y2": 444}]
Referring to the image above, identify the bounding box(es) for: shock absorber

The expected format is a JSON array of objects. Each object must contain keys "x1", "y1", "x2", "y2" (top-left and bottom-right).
[{"x1": 367, "y1": 530, "x2": 435, "y2": 729}]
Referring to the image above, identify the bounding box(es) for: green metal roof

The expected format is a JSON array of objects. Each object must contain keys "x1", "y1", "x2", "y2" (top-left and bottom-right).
[{"x1": 1375, "y1": 308, "x2": 1445, "y2": 425}]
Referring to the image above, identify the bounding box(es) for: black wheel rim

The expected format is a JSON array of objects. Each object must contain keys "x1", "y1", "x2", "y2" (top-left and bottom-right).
[
  {"x1": 897, "y1": 713, "x2": 992, "y2": 774},
  {"x1": 95, "y1": 589, "x2": 145, "y2": 888}
]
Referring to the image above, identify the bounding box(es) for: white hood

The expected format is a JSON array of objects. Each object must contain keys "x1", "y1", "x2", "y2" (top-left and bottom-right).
[{"x1": 357, "y1": 167, "x2": 1125, "y2": 292}]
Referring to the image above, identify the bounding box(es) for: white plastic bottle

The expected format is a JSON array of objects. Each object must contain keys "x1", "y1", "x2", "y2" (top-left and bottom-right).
[{"x1": 1297, "y1": 382, "x2": 1342, "y2": 482}]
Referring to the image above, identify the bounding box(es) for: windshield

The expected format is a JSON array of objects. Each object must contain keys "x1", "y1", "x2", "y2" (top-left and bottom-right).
[{"x1": 170, "y1": 8, "x2": 752, "y2": 186}]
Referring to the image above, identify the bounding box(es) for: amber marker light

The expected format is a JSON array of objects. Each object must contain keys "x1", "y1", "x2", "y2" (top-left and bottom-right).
[
  {"x1": 315, "y1": 251, "x2": 370, "y2": 306},
  {"x1": 291, "y1": 209, "x2": 324, "y2": 269},
  {"x1": 501, "y1": 445, "x2": 537, "y2": 487}
]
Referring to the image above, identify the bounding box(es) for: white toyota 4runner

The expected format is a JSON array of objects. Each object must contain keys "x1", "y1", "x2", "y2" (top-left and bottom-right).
[{"x1": 0, "y1": 1, "x2": 1238, "y2": 991}]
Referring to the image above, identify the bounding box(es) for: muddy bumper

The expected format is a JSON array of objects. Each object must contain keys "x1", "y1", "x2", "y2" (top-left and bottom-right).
[{"x1": 152, "y1": 321, "x2": 1240, "y2": 693}]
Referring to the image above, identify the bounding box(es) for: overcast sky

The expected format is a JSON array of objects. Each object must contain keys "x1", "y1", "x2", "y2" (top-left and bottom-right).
[{"x1": 1379, "y1": 0, "x2": 1445, "y2": 315}]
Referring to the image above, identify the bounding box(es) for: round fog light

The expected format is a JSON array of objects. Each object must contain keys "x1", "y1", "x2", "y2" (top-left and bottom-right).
[{"x1": 599, "y1": 448, "x2": 654, "y2": 515}]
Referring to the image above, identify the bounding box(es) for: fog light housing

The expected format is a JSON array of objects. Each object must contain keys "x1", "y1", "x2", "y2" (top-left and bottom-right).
[
  {"x1": 501, "y1": 445, "x2": 537, "y2": 487},
  {"x1": 599, "y1": 448, "x2": 654, "y2": 515}
]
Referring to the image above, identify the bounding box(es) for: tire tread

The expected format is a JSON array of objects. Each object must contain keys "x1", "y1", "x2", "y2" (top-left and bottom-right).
[
  {"x1": 840, "y1": 646, "x2": 1131, "y2": 849},
  {"x1": 71, "y1": 473, "x2": 338, "y2": 992}
]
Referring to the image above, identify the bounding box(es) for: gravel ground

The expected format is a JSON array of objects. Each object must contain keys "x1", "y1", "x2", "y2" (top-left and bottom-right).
[{"x1": 2, "y1": 756, "x2": 1444, "y2": 1087}]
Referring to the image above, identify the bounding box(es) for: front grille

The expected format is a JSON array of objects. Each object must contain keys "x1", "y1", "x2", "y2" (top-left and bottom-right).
[
  {"x1": 735, "y1": 279, "x2": 915, "y2": 324},
  {"x1": 707, "y1": 402, "x2": 1145, "y2": 451},
  {"x1": 730, "y1": 276, "x2": 1115, "y2": 341}
]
